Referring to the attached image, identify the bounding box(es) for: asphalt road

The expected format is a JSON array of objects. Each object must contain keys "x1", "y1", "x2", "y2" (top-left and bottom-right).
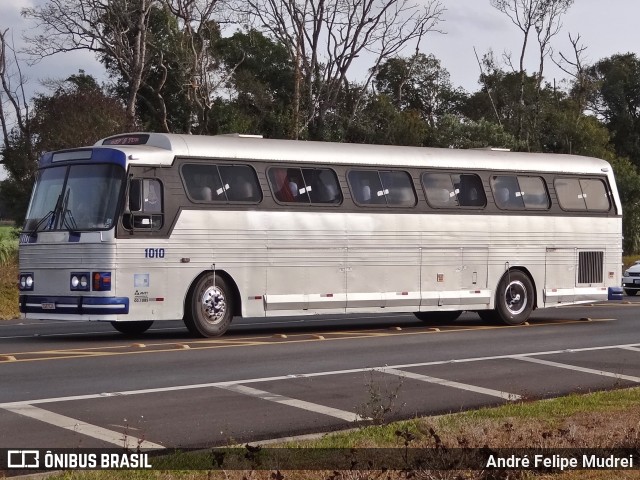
[{"x1": 1, "y1": 299, "x2": 639, "y2": 452}]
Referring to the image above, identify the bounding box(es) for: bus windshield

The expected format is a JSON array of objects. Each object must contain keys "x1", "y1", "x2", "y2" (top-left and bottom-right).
[{"x1": 24, "y1": 163, "x2": 125, "y2": 232}]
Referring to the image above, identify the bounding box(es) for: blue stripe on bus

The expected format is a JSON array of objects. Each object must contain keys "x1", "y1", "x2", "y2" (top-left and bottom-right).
[
  {"x1": 19, "y1": 295, "x2": 129, "y2": 315},
  {"x1": 39, "y1": 148, "x2": 127, "y2": 168}
]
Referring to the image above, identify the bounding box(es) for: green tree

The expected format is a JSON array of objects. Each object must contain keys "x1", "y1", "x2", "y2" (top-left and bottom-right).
[
  {"x1": 213, "y1": 29, "x2": 295, "y2": 138},
  {"x1": 345, "y1": 94, "x2": 428, "y2": 146},
  {"x1": 611, "y1": 156, "x2": 640, "y2": 254},
  {"x1": 374, "y1": 54, "x2": 467, "y2": 128},
  {"x1": 427, "y1": 114, "x2": 516, "y2": 150},
  {"x1": 587, "y1": 53, "x2": 640, "y2": 167}
]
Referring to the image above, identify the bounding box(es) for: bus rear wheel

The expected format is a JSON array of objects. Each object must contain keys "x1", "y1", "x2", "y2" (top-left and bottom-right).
[
  {"x1": 111, "y1": 321, "x2": 154, "y2": 335},
  {"x1": 495, "y1": 270, "x2": 534, "y2": 326},
  {"x1": 184, "y1": 273, "x2": 233, "y2": 337},
  {"x1": 414, "y1": 311, "x2": 462, "y2": 323}
]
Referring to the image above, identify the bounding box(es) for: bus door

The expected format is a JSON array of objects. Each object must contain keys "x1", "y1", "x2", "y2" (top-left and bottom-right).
[
  {"x1": 544, "y1": 247, "x2": 576, "y2": 304},
  {"x1": 121, "y1": 176, "x2": 169, "y2": 320}
]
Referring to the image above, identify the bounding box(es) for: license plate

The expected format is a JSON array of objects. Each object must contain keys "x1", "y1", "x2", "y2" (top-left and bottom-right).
[
  {"x1": 41, "y1": 302, "x2": 56, "y2": 310},
  {"x1": 635, "y1": 279, "x2": 640, "y2": 285}
]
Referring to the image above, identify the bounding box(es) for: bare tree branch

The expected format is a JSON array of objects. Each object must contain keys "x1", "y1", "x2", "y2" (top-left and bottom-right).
[
  {"x1": 237, "y1": 0, "x2": 445, "y2": 138},
  {"x1": 22, "y1": 0, "x2": 158, "y2": 129},
  {"x1": 0, "y1": 28, "x2": 31, "y2": 160}
]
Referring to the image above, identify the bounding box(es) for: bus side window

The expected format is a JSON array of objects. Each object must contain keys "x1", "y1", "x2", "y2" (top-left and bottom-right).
[
  {"x1": 268, "y1": 167, "x2": 309, "y2": 203},
  {"x1": 580, "y1": 178, "x2": 610, "y2": 211},
  {"x1": 555, "y1": 178, "x2": 586, "y2": 210},
  {"x1": 491, "y1": 175, "x2": 525, "y2": 210},
  {"x1": 144, "y1": 179, "x2": 162, "y2": 213},
  {"x1": 380, "y1": 170, "x2": 416, "y2": 207},
  {"x1": 518, "y1": 176, "x2": 550, "y2": 210},
  {"x1": 302, "y1": 167, "x2": 342, "y2": 204},
  {"x1": 181, "y1": 164, "x2": 224, "y2": 202},
  {"x1": 348, "y1": 170, "x2": 386, "y2": 206},
  {"x1": 220, "y1": 165, "x2": 262, "y2": 203},
  {"x1": 456, "y1": 174, "x2": 486, "y2": 207},
  {"x1": 422, "y1": 172, "x2": 457, "y2": 208}
]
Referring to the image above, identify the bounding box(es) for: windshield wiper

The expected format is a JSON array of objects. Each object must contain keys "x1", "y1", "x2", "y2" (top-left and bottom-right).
[
  {"x1": 25, "y1": 191, "x2": 65, "y2": 236},
  {"x1": 59, "y1": 188, "x2": 79, "y2": 232}
]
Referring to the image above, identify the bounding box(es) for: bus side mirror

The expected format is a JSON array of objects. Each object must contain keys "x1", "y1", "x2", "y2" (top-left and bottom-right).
[{"x1": 129, "y1": 179, "x2": 142, "y2": 212}]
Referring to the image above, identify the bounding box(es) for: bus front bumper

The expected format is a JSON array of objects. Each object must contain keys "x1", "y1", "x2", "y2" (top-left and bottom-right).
[{"x1": 19, "y1": 295, "x2": 130, "y2": 315}]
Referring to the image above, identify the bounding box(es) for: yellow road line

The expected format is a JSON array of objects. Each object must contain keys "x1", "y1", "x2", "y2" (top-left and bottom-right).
[{"x1": 0, "y1": 318, "x2": 617, "y2": 364}]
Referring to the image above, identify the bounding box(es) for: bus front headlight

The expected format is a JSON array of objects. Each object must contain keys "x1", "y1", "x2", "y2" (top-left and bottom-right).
[
  {"x1": 70, "y1": 272, "x2": 90, "y2": 291},
  {"x1": 19, "y1": 273, "x2": 34, "y2": 291}
]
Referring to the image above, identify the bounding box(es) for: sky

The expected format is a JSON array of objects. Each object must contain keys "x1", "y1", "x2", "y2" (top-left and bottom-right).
[{"x1": 1, "y1": 0, "x2": 639, "y2": 180}]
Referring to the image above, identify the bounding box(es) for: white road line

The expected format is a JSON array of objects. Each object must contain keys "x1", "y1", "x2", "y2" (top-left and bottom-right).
[
  {"x1": 2, "y1": 342, "x2": 640, "y2": 408},
  {"x1": 619, "y1": 346, "x2": 640, "y2": 352},
  {"x1": 377, "y1": 367, "x2": 520, "y2": 401},
  {"x1": 3, "y1": 404, "x2": 164, "y2": 450},
  {"x1": 217, "y1": 384, "x2": 365, "y2": 422},
  {"x1": 515, "y1": 356, "x2": 640, "y2": 383}
]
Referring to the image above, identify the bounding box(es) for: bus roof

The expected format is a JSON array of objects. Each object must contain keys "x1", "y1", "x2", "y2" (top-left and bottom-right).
[{"x1": 93, "y1": 132, "x2": 612, "y2": 176}]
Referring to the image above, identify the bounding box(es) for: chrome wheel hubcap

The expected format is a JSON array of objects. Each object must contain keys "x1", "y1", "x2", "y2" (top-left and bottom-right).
[
  {"x1": 200, "y1": 285, "x2": 226, "y2": 325},
  {"x1": 504, "y1": 280, "x2": 527, "y2": 315}
]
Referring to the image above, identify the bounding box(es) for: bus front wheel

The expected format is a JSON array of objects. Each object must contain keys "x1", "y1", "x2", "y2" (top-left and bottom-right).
[
  {"x1": 111, "y1": 321, "x2": 154, "y2": 335},
  {"x1": 495, "y1": 270, "x2": 534, "y2": 326},
  {"x1": 184, "y1": 273, "x2": 233, "y2": 337}
]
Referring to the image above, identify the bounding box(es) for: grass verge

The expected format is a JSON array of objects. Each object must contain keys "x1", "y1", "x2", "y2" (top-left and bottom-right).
[
  {"x1": 40, "y1": 387, "x2": 640, "y2": 480},
  {"x1": 0, "y1": 225, "x2": 19, "y2": 320}
]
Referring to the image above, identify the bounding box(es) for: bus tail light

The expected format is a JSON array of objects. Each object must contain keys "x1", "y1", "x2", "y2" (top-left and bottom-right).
[
  {"x1": 19, "y1": 273, "x2": 34, "y2": 291},
  {"x1": 92, "y1": 272, "x2": 112, "y2": 291},
  {"x1": 70, "y1": 272, "x2": 90, "y2": 291}
]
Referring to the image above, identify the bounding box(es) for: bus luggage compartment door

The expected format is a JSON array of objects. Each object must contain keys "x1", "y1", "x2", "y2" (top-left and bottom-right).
[{"x1": 544, "y1": 247, "x2": 576, "y2": 304}]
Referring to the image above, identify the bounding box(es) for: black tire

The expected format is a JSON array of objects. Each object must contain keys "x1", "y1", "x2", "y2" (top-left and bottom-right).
[
  {"x1": 111, "y1": 321, "x2": 154, "y2": 335},
  {"x1": 414, "y1": 310, "x2": 462, "y2": 323},
  {"x1": 624, "y1": 289, "x2": 637, "y2": 296},
  {"x1": 494, "y1": 270, "x2": 534, "y2": 326},
  {"x1": 184, "y1": 273, "x2": 233, "y2": 337}
]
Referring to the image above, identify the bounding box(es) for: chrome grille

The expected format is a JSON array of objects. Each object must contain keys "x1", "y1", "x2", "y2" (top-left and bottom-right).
[{"x1": 578, "y1": 251, "x2": 604, "y2": 284}]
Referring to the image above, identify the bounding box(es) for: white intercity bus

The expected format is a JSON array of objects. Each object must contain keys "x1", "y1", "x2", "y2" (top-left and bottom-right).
[{"x1": 19, "y1": 133, "x2": 623, "y2": 337}]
